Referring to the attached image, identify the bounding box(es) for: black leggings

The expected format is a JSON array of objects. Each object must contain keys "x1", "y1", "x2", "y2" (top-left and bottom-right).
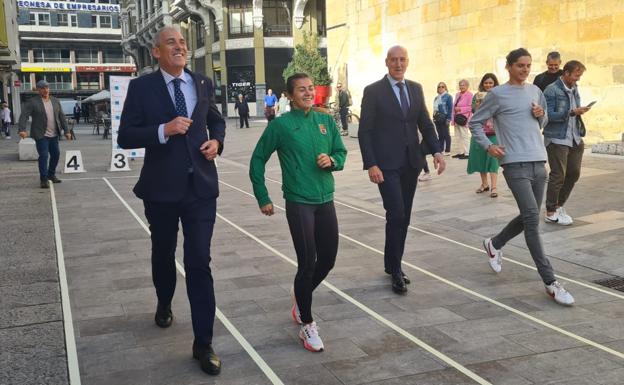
[{"x1": 286, "y1": 200, "x2": 338, "y2": 324}]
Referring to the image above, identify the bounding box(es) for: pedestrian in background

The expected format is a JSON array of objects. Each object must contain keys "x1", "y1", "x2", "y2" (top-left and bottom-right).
[
  {"x1": 533, "y1": 51, "x2": 563, "y2": 91},
  {"x1": 234, "y1": 94, "x2": 250, "y2": 128},
  {"x1": 433, "y1": 82, "x2": 453, "y2": 156},
  {"x1": 277, "y1": 91, "x2": 290, "y2": 116},
  {"x1": 1, "y1": 101, "x2": 11, "y2": 139},
  {"x1": 467, "y1": 73, "x2": 500, "y2": 197},
  {"x1": 264, "y1": 88, "x2": 278, "y2": 121},
  {"x1": 543, "y1": 60, "x2": 591, "y2": 226},
  {"x1": 337, "y1": 82, "x2": 351, "y2": 136},
  {"x1": 73, "y1": 102, "x2": 81, "y2": 124},
  {"x1": 18, "y1": 80, "x2": 70, "y2": 188},
  {"x1": 451, "y1": 79, "x2": 473, "y2": 159},
  {"x1": 250, "y1": 73, "x2": 347, "y2": 353}
]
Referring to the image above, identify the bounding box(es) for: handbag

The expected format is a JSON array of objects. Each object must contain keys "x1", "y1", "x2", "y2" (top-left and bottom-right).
[
  {"x1": 453, "y1": 94, "x2": 468, "y2": 126},
  {"x1": 433, "y1": 111, "x2": 447, "y2": 124}
]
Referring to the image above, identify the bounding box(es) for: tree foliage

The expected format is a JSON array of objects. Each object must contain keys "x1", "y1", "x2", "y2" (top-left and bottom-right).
[{"x1": 282, "y1": 32, "x2": 332, "y2": 86}]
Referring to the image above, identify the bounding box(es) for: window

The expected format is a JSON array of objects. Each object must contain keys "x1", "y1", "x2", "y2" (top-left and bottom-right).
[
  {"x1": 92, "y1": 15, "x2": 112, "y2": 28},
  {"x1": 263, "y1": 0, "x2": 292, "y2": 37},
  {"x1": 100, "y1": 15, "x2": 112, "y2": 28},
  {"x1": 77, "y1": 73, "x2": 100, "y2": 90},
  {"x1": 35, "y1": 73, "x2": 72, "y2": 90},
  {"x1": 58, "y1": 14, "x2": 68, "y2": 26},
  {"x1": 195, "y1": 21, "x2": 205, "y2": 48},
  {"x1": 228, "y1": 0, "x2": 253, "y2": 37},
  {"x1": 29, "y1": 12, "x2": 50, "y2": 26},
  {"x1": 32, "y1": 48, "x2": 70, "y2": 63},
  {"x1": 19, "y1": 73, "x2": 33, "y2": 91},
  {"x1": 212, "y1": 14, "x2": 220, "y2": 42},
  {"x1": 57, "y1": 13, "x2": 78, "y2": 27},
  {"x1": 20, "y1": 47, "x2": 30, "y2": 62},
  {"x1": 316, "y1": 0, "x2": 326, "y2": 36},
  {"x1": 75, "y1": 48, "x2": 99, "y2": 63},
  {"x1": 102, "y1": 48, "x2": 124, "y2": 63}
]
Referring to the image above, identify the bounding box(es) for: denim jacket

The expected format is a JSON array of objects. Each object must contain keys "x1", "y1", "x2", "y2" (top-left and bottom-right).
[
  {"x1": 543, "y1": 78, "x2": 586, "y2": 139},
  {"x1": 433, "y1": 92, "x2": 453, "y2": 117}
]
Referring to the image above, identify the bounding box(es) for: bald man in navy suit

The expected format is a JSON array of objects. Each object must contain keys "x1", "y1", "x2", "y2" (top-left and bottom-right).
[{"x1": 359, "y1": 46, "x2": 446, "y2": 295}]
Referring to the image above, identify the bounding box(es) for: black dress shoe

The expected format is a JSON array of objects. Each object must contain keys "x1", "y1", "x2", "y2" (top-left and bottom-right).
[
  {"x1": 392, "y1": 275, "x2": 408, "y2": 294},
  {"x1": 385, "y1": 270, "x2": 410, "y2": 285},
  {"x1": 193, "y1": 340, "x2": 221, "y2": 375},
  {"x1": 154, "y1": 303, "x2": 173, "y2": 328},
  {"x1": 451, "y1": 153, "x2": 463, "y2": 158},
  {"x1": 40, "y1": 180, "x2": 49, "y2": 189},
  {"x1": 48, "y1": 175, "x2": 62, "y2": 183}
]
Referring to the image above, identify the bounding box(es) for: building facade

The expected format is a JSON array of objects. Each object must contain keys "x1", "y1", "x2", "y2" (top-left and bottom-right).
[
  {"x1": 16, "y1": 0, "x2": 136, "y2": 103},
  {"x1": 327, "y1": 0, "x2": 624, "y2": 144},
  {"x1": 120, "y1": 0, "x2": 326, "y2": 116},
  {"x1": 1, "y1": 0, "x2": 22, "y2": 118}
]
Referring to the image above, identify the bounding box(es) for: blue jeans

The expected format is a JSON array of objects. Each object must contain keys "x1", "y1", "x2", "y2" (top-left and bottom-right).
[
  {"x1": 492, "y1": 161, "x2": 555, "y2": 284},
  {"x1": 35, "y1": 136, "x2": 60, "y2": 181}
]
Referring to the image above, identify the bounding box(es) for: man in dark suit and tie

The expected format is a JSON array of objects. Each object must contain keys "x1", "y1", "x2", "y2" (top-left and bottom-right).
[
  {"x1": 359, "y1": 45, "x2": 446, "y2": 294},
  {"x1": 118, "y1": 26, "x2": 225, "y2": 375}
]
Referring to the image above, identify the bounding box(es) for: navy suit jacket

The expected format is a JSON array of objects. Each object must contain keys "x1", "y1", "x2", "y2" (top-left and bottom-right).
[
  {"x1": 118, "y1": 69, "x2": 226, "y2": 202},
  {"x1": 358, "y1": 76, "x2": 440, "y2": 170}
]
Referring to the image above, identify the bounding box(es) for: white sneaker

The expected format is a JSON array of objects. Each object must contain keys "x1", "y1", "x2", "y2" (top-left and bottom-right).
[
  {"x1": 558, "y1": 207, "x2": 573, "y2": 224},
  {"x1": 290, "y1": 287, "x2": 302, "y2": 324},
  {"x1": 418, "y1": 172, "x2": 432, "y2": 181},
  {"x1": 5, "y1": 136, "x2": 10, "y2": 140},
  {"x1": 545, "y1": 281, "x2": 575, "y2": 306},
  {"x1": 444, "y1": 152, "x2": 452, "y2": 156},
  {"x1": 483, "y1": 238, "x2": 502, "y2": 273},
  {"x1": 299, "y1": 322, "x2": 324, "y2": 352},
  {"x1": 545, "y1": 207, "x2": 573, "y2": 226}
]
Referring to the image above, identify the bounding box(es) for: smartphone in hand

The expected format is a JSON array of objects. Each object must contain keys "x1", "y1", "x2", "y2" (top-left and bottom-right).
[{"x1": 586, "y1": 101, "x2": 597, "y2": 108}]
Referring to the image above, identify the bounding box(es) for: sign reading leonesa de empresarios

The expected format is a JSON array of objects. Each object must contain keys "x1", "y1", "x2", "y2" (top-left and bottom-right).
[{"x1": 17, "y1": 1, "x2": 121, "y2": 13}]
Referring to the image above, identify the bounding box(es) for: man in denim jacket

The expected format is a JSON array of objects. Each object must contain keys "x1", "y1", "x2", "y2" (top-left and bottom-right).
[{"x1": 543, "y1": 60, "x2": 591, "y2": 226}]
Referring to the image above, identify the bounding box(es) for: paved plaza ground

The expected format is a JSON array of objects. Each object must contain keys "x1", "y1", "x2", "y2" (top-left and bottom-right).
[{"x1": 1, "y1": 120, "x2": 624, "y2": 385}]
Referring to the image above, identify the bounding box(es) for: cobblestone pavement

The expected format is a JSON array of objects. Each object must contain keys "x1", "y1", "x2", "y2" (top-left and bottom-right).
[{"x1": 1, "y1": 120, "x2": 624, "y2": 385}]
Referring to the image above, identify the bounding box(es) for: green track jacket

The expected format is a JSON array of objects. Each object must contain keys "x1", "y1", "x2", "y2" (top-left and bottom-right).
[{"x1": 249, "y1": 109, "x2": 347, "y2": 207}]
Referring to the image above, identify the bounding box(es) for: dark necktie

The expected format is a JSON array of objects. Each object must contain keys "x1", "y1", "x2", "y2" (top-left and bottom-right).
[
  {"x1": 172, "y1": 78, "x2": 188, "y2": 117},
  {"x1": 396, "y1": 82, "x2": 409, "y2": 117}
]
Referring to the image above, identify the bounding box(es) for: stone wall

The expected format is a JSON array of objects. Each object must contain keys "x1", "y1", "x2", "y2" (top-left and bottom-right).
[{"x1": 327, "y1": 0, "x2": 624, "y2": 143}]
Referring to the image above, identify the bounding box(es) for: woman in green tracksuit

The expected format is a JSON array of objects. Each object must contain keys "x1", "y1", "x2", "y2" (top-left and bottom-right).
[{"x1": 249, "y1": 73, "x2": 347, "y2": 353}]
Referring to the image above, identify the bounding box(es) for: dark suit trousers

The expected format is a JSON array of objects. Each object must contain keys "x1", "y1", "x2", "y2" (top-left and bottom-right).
[
  {"x1": 143, "y1": 177, "x2": 216, "y2": 346},
  {"x1": 378, "y1": 165, "x2": 420, "y2": 275}
]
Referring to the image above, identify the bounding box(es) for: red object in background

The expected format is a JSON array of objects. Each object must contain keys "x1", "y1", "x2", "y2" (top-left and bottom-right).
[
  {"x1": 314, "y1": 85, "x2": 331, "y2": 106},
  {"x1": 14, "y1": 80, "x2": 21, "y2": 87}
]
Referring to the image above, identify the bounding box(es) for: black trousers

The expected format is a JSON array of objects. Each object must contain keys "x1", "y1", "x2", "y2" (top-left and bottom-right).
[
  {"x1": 377, "y1": 166, "x2": 419, "y2": 276},
  {"x1": 286, "y1": 200, "x2": 338, "y2": 324},
  {"x1": 339, "y1": 106, "x2": 349, "y2": 131},
  {"x1": 239, "y1": 113, "x2": 249, "y2": 128},
  {"x1": 143, "y1": 177, "x2": 216, "y2": 347},
  {"x1": 435, "y1": 120, "x2": 451, "y2": 152}
]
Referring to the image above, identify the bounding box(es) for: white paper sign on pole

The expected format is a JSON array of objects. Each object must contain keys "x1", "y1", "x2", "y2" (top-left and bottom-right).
[
  {"x1": 110, "y1": 76, "x2": 144, "y2": 158},
  {"x1": 63, "y1": 150, "x2": 87, "y2": 173},
  {"x1": 109, "y1": 149, "x2": 131, "y2": 171}
]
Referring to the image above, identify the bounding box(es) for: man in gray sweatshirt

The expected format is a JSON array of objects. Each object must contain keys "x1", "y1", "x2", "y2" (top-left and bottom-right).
[{"x1": 469, "y1": 48, "x2": 575, "y2": 306}]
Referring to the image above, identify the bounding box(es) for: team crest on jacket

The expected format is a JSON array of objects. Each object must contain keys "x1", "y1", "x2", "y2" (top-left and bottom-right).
[{"x1": 319, "y1": 124, "x2": 327, "y2": 135}]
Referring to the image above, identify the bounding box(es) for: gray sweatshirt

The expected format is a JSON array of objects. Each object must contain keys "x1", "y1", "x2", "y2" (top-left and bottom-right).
[{"x1": 469, "y1": 83, "x2": 548, "y2": 165}]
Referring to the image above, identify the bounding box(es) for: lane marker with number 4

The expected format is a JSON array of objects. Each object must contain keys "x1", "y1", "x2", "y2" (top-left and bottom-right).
[{"x1": 63, "y1": 150, "x2": 86, "y2": 173}]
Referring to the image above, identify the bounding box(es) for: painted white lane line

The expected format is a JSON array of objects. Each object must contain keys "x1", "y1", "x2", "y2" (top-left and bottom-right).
[
  {"x1": 50, "y1": 184, "x2": 81, "y2": 385},
  {"x1": 261, "y1": 175, "x2": 624, "y2": 301},
  {"x1": 102, "y1": 177, "x2": 285, "y2": 385},
  {"x1": 219, "y1": 179, "x2": 624, "y2": 362},
  {"x1": 216, "y1": 213, "x2": 491, "y2": 385}
]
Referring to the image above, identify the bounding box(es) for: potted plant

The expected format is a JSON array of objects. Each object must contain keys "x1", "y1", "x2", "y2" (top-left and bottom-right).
[{"x1": 282, "y1": 32, "x2": 332, "y2": 106}]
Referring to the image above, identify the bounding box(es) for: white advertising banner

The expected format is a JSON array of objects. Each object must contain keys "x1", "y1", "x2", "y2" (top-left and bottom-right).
[{"x1": 110, "y1": 76, "x2": 144, "y2": 158}]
